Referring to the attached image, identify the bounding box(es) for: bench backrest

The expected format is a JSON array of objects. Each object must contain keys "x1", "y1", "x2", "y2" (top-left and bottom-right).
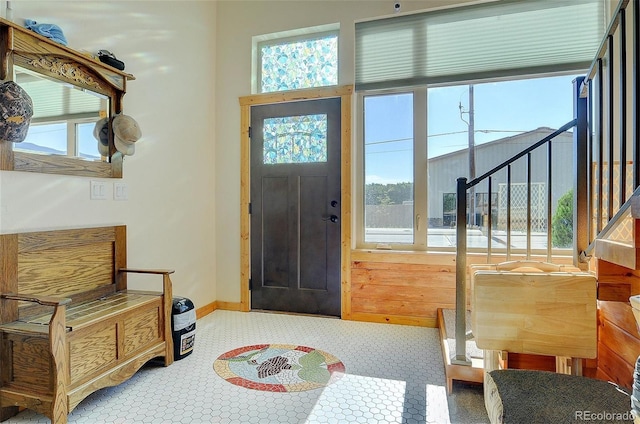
[{"x1": 0, "y1": 225, "x2": 127, "y2": 323}]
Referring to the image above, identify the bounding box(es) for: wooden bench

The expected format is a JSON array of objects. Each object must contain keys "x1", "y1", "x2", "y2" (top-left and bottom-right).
[{"x1": 0, "y1": 226, "x2": 175, "y2": 423}]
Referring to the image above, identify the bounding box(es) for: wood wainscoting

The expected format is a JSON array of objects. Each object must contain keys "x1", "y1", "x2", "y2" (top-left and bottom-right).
[
  {"x1": 348, "y1": 251, "x2": 575, "y2": 328},
  {"x1": 349, "y1": 250, "x2": 457, "y2": 327}
]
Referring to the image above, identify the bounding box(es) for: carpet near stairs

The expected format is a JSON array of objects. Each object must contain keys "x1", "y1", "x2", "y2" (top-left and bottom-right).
[{"x1": 485, "y1": 369, "x2": 633, "y2": 424}]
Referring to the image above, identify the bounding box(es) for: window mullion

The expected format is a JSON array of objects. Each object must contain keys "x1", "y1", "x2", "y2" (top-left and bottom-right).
[
  {"x1": 355, "y1": 92, "x2": 366, "y2": 248},
  {"x1": 414, "y1": 87, "x2": 427, "y2": 248}
]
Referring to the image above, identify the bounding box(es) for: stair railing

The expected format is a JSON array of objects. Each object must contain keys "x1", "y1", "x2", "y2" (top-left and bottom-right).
[
  {"x1": 453, "y1": 0, "x2": 638, "y2": 364},
  {"x1": 453, "y1": 114, "x2": 583, "y2": 363},
  {"x1": 579, "y1": 0, "x2": 638, "y2": 260},
  {"x1": 453, "y1": 70, "x2": 594, "y2": 365}
]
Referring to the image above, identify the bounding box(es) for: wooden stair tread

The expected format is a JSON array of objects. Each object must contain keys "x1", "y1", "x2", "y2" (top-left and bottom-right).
[{"x1": 594, "y1": 239, "x2": 640, "y2": 270}]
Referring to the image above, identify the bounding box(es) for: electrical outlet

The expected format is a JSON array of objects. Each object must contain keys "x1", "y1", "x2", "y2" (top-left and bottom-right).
[{"x1": 90, "y1": 180, "x2": 107, "y2": 200}]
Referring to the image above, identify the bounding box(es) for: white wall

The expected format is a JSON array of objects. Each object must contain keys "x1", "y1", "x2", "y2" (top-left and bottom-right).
[
  {"x1": 0, "y1": 1, "x2": 217, "y2": 306},
  {"x1": 214, "y1": 0, "x2": 476, "y2": 302},
  {"x1": 0, "y1": 0, "x2": 479, "y2": 309}
]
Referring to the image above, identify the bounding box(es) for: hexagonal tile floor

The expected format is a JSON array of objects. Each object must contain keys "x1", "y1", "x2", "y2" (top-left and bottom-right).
[{"x1": 7, "y1": 310, "x2": 487, "y2": 423}]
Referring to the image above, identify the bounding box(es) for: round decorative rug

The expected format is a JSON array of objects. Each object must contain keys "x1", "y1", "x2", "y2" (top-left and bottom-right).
[{"x1": 213, "y1": 343, "x2": 346, "y2": 392}]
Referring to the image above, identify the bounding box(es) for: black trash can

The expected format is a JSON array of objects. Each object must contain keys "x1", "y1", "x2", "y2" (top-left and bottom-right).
[{"x1": 171, "y1": 297, "x2": 196, "y2": 360}]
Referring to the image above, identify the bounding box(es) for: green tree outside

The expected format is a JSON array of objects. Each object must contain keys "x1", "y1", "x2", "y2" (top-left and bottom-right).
[
  {"x1": 365, "y1": 182, "x2": 412, "y2": 205},
  {"x1": 552, "y1": 189, "x2": 573, "y2": 248}
]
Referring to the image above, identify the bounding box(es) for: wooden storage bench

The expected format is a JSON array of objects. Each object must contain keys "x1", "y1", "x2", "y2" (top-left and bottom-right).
[{"x1": 0, "y1": 226, "x2": 175, "y2": 423}]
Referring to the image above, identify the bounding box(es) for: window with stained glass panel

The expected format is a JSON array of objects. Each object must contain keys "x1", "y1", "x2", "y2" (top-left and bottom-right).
[
  {"x1": 259, "y1": 33, "x2": 338, "y2": 93},
  {"x1": 263, "y1": 114, "x2": 327, "y2": 164}
]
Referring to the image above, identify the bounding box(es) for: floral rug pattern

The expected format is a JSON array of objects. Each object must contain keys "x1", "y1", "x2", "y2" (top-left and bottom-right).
[{"x1": 213, "y1": 344, "x2": 346, "y2": 392}]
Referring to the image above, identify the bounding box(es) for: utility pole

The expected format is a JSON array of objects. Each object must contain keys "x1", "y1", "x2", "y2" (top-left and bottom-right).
[
  {"x1": 460, "y1": 85, "x2": 476, "y2": 227},
  {"x1": 468, "y1": 85, "x2": 476, "y2": 227}
]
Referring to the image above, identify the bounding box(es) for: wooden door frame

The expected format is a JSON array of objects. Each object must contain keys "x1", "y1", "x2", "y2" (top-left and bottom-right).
[{"x1": 239, "y1": 85, "x2": 353, "y2": 316}]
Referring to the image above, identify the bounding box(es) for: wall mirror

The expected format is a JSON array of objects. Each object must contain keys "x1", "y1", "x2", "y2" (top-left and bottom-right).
[
  {"x1": 0, "y1": 17, "x2": 135, "y2": 178},
  {"x1": 14, "y1": 66, "x2": 109, "y2": 160}
]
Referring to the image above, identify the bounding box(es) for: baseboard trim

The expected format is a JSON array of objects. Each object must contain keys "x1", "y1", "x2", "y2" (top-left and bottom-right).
[
  {"x1": 348, "y1": 312, "x2": 435, "y2": 327},
  {"x1": 195, "y1": 302, "x2": 434, "y2": 328},
  {"x1": 216, "y1": 301, "x2": 243, "y2": 311},
  {"x1": 195, "y1": 301, "x2": 244, "y2": 319},
  {"x1": 196, "y1": 302, "x2": 216, "y2": 319}
]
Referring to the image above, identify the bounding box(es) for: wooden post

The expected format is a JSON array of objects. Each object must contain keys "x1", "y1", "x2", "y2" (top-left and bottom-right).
[
  {"x1": 49, "y1": 304, "x2": 69, "y2": 424},
  {"x1": 163, "y1": 273, "x2": 174, "y2": 366}
]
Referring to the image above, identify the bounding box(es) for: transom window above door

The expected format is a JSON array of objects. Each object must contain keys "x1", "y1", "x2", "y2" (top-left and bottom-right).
[{"x1": 255, "y1": 26, "x2": 339, "y2": 94}]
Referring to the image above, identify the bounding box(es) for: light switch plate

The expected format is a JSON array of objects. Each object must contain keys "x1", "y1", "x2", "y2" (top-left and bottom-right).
[
  {"x1": 114, "y1": 182, "x2": 128, "y2": 201},
  {"x1": 90, "y1": 180, "x2": 107, "y2": 200}
]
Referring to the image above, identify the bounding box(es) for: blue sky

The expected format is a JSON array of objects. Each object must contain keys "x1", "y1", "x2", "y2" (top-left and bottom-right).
[{"x1": 364, "y1": 74, "x2": 580, "y2": 184}]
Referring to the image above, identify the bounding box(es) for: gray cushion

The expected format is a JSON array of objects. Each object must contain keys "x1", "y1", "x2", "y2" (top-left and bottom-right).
[{"x1": 487, "y1": 370, "x2": 632, "y2": 424}]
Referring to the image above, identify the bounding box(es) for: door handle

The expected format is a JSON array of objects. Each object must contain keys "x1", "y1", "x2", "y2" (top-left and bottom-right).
[{"x1": 322, "y1": 214, "x2": 339, "y2": 223}]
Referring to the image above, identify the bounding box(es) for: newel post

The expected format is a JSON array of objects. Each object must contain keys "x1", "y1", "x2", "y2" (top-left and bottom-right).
[
  {"x1": 454, "y1": 177, "x2": 470, "y2": 365},
  {"x1": 573, "y1": 76, "x2": 588, "y2": 268}
]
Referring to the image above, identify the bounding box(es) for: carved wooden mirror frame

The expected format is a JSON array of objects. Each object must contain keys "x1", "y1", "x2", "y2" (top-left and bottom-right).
[{"x1": 0, "y1": 17, "x2": 135, "y2": 178}]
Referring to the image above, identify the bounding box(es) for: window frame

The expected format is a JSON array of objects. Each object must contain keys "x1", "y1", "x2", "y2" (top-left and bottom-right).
[
  {"x1": 356, "y1": 86, "x2": 428, "y2": 251},
  {"x1": 356, "y1": 72, "x2": 584, "y2": 253}
]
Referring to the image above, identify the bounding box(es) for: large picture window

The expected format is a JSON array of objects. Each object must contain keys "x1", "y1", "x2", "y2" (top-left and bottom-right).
[
  {"x1": 359, "y1": 74, "x2": 579, "y2": 251},
  {"x1": 355, "y1": 0, "x2": 604, "y2": 252}
]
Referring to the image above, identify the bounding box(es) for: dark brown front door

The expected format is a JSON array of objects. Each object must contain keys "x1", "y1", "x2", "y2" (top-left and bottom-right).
[{"x1": 250, "y1": 97, "x2": 341, "y2": 316}]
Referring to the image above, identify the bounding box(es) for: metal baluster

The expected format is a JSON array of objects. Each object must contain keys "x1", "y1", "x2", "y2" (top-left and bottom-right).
[
  {"x1": 597, "y1": 59, "x2": 604, "y2": 234},
  {"x1": 507, "y1": 165, "x2": 512, "y2": 261},
  {"x1": 620, "y1": 8, "x2": 628, "y2": 205},
  {"x1": 547, "y1": 141, "x2": 552, "y2": 262},
  {"x1": 527, "y1": 153, "x2": 532, "y2": 260},
  {"x1": 608, "y1": 35, "x2": 615, "y2": 220}
]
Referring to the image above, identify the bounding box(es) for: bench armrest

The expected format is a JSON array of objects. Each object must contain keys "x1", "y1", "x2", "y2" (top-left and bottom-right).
[
  {"x1": 118, "y1": 268, "x2": 175, "y2": 296},
  {"x1": 119, "y1": 268, "x2": 175, "y2": 275},
  {"x1": 118, "y1": 268, "x2": 174, "y2": 296},
  {"x1": 1, "y1": 293, "x2": 71, "y2": 307}
]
